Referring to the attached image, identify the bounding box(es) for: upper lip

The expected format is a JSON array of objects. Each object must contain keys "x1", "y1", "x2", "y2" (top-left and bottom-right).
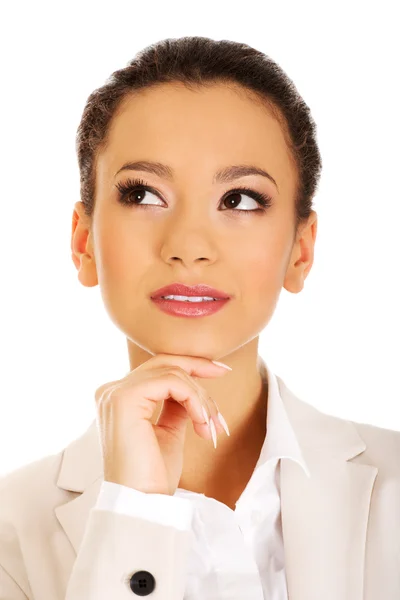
[{"x1": 151, "y1": 283, "x2": 231, "y2": 299}]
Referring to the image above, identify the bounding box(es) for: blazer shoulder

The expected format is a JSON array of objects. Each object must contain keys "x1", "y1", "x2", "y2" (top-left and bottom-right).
[
  {"x1": 350, "y1": 417, "x2": 400, "y2": 475},
  {"x1": 351, "y1": 417, "x2": 400, "y2": 446}
]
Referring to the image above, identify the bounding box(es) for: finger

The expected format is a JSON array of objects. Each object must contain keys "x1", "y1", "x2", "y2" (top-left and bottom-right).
[
  {"x1": 137, "y1": 353, "x2": 232, "y2": 380},
  {"x1": 163, "y1": 367, "x2": 223, "y2": 434},
  {"x1": 159, "y1": 368, "x2": 228, "y2": 446},
  {"x1": 150, "y1": 374, "x2": 217, "y2": 446},
  {"x1": 174, "y1": 373, "x2": 227, "y2": 438},
  {"x1": 157, "y1": 397, "x2": 215, "y2": 446}
]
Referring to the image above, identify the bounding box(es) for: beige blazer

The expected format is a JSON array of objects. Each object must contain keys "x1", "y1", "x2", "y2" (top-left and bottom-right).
[{"x1": 1, "y1": 375, "x2": 400, "y2": 600}]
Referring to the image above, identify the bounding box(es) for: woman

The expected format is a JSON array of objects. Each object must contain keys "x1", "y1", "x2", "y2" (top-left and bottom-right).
[{"x1": 1, "y1": 36, "x2": 399, "y2": 600}]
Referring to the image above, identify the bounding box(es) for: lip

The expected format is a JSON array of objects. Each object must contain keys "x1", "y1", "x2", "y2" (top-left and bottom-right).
[
  {"x1": 151, "y1": 296, "x2": 230, "y2": 318},
  {"x1": 150, "y1": 283, "x2": 231, "y2": 300}
]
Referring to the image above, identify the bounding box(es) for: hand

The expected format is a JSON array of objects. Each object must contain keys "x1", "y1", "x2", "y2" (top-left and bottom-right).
[{"x1": 94, "y1": 353, "x2": 231, "y2": 496}]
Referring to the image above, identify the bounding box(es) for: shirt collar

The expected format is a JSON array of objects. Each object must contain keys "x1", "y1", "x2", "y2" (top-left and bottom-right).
[{"x1": 255, "y1": 356, "x2": 311, "y2": 479}]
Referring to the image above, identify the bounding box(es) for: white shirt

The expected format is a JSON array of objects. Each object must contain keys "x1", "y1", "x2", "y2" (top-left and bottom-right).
[{"x1": 94, "y1": 358, "x2": 311, "y2": 599}]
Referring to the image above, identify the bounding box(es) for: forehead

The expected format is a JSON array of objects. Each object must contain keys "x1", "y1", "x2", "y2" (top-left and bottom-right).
[{"x1": 97, "y1": 82, "x2": 295, "y2": 195}]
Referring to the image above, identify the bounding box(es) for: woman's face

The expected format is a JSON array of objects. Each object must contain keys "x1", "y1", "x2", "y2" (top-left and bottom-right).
[{"x1": 73, "y1": 82, "x2": 316, "y2": 360}]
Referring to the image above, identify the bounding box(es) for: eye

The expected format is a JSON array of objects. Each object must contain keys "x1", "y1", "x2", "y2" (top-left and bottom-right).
[
  {"x1": 220, "y1": 188, "x2": 272, "y2": 213},
  {"x1": 115, "y1": 178, "x2": 162, "y2": 207},
  {"x1": 115, "y1": 178, "x2": 272, "y2": 214}
]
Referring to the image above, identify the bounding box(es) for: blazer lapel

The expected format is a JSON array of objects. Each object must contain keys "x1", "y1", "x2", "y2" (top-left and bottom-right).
[{"x1": 278, "y1": 376, "x2": 378, "y2": 600}]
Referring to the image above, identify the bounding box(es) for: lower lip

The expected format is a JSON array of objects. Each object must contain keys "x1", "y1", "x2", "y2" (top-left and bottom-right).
[{"x1": 151, "y1": 297, "x2": 230, "y2": 317}]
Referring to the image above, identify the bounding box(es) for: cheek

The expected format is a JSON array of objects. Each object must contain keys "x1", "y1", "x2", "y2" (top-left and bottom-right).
[
  {"x1": 234, "y1": 234, "x2": 288, "y2": 297},
  {"x1": 95, "y1": 215, "x2": 147, "y2": 282}
]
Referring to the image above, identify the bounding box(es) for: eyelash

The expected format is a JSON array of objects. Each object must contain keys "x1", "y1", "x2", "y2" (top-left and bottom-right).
[{"x1": 114, "y1": 177, "x2": 272, "y2": 215}]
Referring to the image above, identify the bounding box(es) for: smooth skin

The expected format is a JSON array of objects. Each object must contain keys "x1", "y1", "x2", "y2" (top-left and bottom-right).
[{"x1": 71, "y1": 81, "x2": 317, "y2": 509}]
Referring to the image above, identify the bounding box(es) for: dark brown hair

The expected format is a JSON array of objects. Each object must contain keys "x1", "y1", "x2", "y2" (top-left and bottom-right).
[{"x1": 76, "y1": 36, "x2": 322, "y2": 233}]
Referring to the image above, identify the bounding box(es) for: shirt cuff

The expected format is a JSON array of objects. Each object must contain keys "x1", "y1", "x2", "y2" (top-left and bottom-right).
[{"x1": 94, "y1": 480, "x2": 194, "y2": 531}]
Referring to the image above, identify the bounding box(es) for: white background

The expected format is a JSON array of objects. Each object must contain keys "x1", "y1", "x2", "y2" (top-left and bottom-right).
[{"x1": 0, "y1": 0, "x2": 399, "y2": 476}]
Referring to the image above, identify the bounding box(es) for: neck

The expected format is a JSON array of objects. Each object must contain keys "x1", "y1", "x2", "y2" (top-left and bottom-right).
[{"x1": 177, "y1": 375, "x2": 268, "y2": 510}]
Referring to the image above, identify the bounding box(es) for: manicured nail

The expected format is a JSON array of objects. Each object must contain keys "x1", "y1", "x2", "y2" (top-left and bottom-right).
[
  {"x1": 210, "y1": 419, "x2": 217, "y2": 449},
  {"x1": 201, "y1": 405, "x2": 210, "y2": 426},
  {"x1": 217, "y1": 412, "x2": 230, "y2": 437},
  {"x1": 212, "y1": 361, "x2": 232, "y2": 370}
]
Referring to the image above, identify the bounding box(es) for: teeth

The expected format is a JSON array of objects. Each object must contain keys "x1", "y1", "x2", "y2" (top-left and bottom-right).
[{"x1": 162, "y1": 295, "x2": 217, "y2": 302}]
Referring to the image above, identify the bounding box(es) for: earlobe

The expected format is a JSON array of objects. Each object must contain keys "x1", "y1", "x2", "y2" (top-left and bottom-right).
[
  {"x1": 77, "y1": 254, "x2": 98, "y2": 288},
  {"x1": 283, "y1": 269, "x2": 305, "y2": 294},
  {"x1": 73, "y1": 245, "x2": 98, "y2": 288},
  {"x1": 282, "y1": 248, "x2": 305, "y2": 294}
]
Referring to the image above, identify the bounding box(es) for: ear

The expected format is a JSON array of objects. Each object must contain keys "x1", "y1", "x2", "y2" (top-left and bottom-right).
[
  {"x1": 71, "y1": 201, "x2": 98, "y2": 287},
  {"x1": 283, "y1": 211, "x2": 318, "y2": 294}
]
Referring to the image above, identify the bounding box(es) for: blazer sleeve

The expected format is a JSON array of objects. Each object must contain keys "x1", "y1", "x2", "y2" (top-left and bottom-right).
[
  {"x1": 65, "y1": 491, "x2": 195, "y2": 600},
  {"x1": 0, "y1": 510, "x2": 30, "y2": 600},
  {"x1": 0, "y1": 507, "x2": 194, "y2": 600}
]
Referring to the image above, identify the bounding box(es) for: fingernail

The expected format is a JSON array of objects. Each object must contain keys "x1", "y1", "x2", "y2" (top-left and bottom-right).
[
  {"x1": 210, "y1": 419, "x2": 217, "y2": 449},
  {"x1": 201, "y1": 405, "x2": 210, "y2": 426},
  {"x1": 217, "y1": 411, "x2": 230, "y2": 437},
  {"x1": 211, "y1": 361, "x2": 232, "y2": 371}
]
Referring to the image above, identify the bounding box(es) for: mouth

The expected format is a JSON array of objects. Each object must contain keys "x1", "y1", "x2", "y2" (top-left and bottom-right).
[
  {"x1": 151, "y1": 295, "x2": 230, "y2": 318},
  {"x1": 150, "y1": 282, "x2": 231, "y2": 300}
]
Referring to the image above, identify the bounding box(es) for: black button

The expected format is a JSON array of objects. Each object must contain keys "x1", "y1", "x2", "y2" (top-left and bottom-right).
[{"x1": 129, "y1": 570, "x2": 156, "y2": 596}]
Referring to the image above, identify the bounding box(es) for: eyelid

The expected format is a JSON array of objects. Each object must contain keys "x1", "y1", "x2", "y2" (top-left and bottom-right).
[{"x1": 116, "y1": 176, "x2": 270, "y2": 200}]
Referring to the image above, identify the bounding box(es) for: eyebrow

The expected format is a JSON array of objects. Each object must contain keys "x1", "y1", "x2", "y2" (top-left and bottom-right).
[{"x1": 114, "y1": 160, "x2": 279, "y2": 191}]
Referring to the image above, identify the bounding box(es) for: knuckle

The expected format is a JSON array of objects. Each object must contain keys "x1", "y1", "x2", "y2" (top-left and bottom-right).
[
  {"x1": 163, "y1": 367, "x2": 188, "y2": 383},
  {"x1": 94, "y1": 384, "x2": 109, "y2": 405},
  {"x1": 105, "y1": 382, "x2": 125, "y2": 402},
  {"x1": 95, "y1": 382, "x2": 122, "y2": 406},
  {"x1": 165, "y1": 365, "x2": 184, "y2": 376}
]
